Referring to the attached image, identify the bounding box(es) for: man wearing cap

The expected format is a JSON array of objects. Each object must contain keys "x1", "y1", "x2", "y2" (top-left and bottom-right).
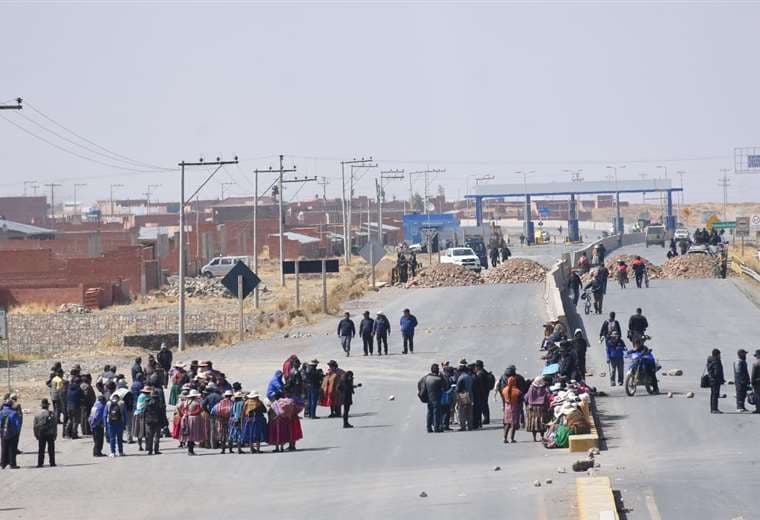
[
  {"x1": 337, "y1": 312, "x2": 356, "y2": 357},
  {"x1": 455, "y1": 361, "x2": 474, "y2": 431},
  {"x1": 303, "y1": 360, "x2": 323, "y2": 419},
  {"x1": 419, "y1": 364, "x2": 446, "y2": 433},
  {"x1": 373, "y1": 312, "x2": 391, "y2": 356},
  {"x1": 606, "y1": 331, "x2": 626, "y2": 387},
  {"x1": 734, "y1": 349, "x2": 750, "y2": 413},
  {"x1": 359, "y1": 311, "x2": 375, "y2": 356},
  {"x1": 473, "y1": 361, "x2": 494, "y2": 429},
  {"x1": 751, "y1": 350, "x2": 760, "y2": 414},
  {"x1": 400, "y1": 308, "x2": 419, "y2": 354}
]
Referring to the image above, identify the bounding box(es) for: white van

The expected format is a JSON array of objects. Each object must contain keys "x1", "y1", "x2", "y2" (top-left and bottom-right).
[{"x1": 201, "y1": 256, "x2": 249, "y2": 278}]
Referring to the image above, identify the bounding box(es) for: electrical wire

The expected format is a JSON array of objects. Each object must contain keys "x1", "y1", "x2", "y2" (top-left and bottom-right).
[
  {"x1": 23, "y1": 100, "x2": 174, "y2": 171},
  {"x1": 0, "y1": 114, "x2": 175, "y2": 174}
]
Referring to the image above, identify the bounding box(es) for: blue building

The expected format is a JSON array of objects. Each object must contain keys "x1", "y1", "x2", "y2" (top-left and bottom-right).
[{"x1": 402, "y1": 213, "x2": 460, "y2": 245}]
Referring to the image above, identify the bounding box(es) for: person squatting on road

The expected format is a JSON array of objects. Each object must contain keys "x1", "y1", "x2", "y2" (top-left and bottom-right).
[
  {"x1": 337, "y1": 312, "x2": 356, "y2": 357},
  {"x1": 359, "y1": 311, "x2": 375, "y2": 356},
  {"x1": 400, "y1": 308, "x2": 419, "y2": 354}
]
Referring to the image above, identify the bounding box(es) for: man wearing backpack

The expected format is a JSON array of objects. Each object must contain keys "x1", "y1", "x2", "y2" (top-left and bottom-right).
[
  {"x1": 105, "y1": 394, "x2": 126, "y2": 457},
  {"x1": 143, "y1": 389, "x2": 165, "y2": 455},
  {"x1": 474, "y1": 360, "x2": 496, "y2": 426},
  {"x1": 418, "y1": 364, "x2": 446, "y2": 433},
  {"x1": 0, "y1": 398, "x2": 22, "y2": 468},
  {"x1": 33, "y1": 399, "x2": 57, "y2": 467}
]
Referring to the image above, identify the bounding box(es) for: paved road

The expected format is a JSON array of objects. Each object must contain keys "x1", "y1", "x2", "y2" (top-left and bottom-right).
[
  {"x1": 1, "y1": 284, "x2": 583, "y2": 520},
  {"x1": 579, "y1": 243, "x2": 760, "y2": 519}
]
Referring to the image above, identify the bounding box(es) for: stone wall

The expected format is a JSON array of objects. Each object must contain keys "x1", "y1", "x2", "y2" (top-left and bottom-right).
[{"x1": 6, "y1": 311, "x2": 260, "y2": 354}]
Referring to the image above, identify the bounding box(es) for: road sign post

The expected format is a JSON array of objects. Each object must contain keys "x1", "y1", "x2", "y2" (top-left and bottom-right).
[
  {"x1": 238, "y1": 275, "x2": 244, "y2": 341},
  {"x1": 359, "y1": 240, "x2": 384, "y2": 288},
  {"x1": 322, "y1": 260, "x2": 328, "y2": 313}
]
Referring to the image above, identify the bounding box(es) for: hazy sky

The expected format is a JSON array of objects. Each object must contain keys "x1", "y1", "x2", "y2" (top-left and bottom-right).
[{"x1": 1, "y1": 1, "x2": 759, "y2": 207}]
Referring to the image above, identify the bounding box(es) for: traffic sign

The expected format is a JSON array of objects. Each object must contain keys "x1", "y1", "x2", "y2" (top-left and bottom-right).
[
  {"x1": 750, "y1": 214, "x2": 760, "y2": 230},
  {"x1": 538, "y1": 207, "x2": 551, "y2": 218},
  {"x1": 359, "y1": 240, "x2": 385, "y2": 267},
  {"x1": 736, "y1": 216, "x2": 750, "y2": 236},
  {"x1": 221, "y1": 261, "x2": 260, "y2": 299},
  {"x1": 283, "y1": 259, "x2": 340, "y2": 274},
  {"x1": 711, "y1": 221, "x2": 736, "y2": 230}
]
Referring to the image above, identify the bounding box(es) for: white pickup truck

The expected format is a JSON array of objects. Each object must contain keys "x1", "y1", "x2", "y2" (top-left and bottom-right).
[{"x1": 440, "y1": 247, "x2": 482, "y2": 272}]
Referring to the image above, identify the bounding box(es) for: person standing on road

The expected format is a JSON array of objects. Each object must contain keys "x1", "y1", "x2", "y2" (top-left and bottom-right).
[
  {"x1": 455, "y1": 360, "x2": 474, "y2": 431},
  {"x1": 400, "y1": 309, "x2": 419, "y2": 354},
  {"x1": 0, "y1": 398, "x2": 21, "y2": 469},
  {"x1": 524, "y1": 377, "x2": 549, "y2": 442},
  {"x1": 419, "y1": 364, "x2": 446, "y2": 433},
  {"x1": 474, "y1": 360, "x2": 495, "y2": 425},
  {"x1": 567, "y1": 270, "x2": 582, "y2": 306},
  {"x1": 501, "y1": 376, "x2": 522, "y2": 444},
  {"x1": 733, "y1": 349, "x2": 750, "y2": 413},
  {"x1": 143, "y1": 389, "x2": 165, "y2": 455},
  {"x1": 50, "y1": 369, "x2": 65, "y2": 425},
  {"x1": 583, "y1": 277, "x2": 604, "y2": 314},
  {"x1": 320, "y1": 361, "x2": 344, "y2": 418},
  {"x1": 337, "y1": 312, "x2": 356, "y2": 357},
  {"x1": 105, "y1": 394, "x2": 126, "y2": 457},
  {"x1": 65, "y1": 377, "x2": 83, "y2": 440},
  {"x1": 751, "y1": 350, "x2": 760, "y2": 414},
  {"x1": 88, "y1": 395, "x2": 107, "y2": 457},
  {"x1": 303, "y1": 360, "x2": 323, "y2": 419},
  {"x1": 706, "y1": 349, "x2": 725, "y2": 414},
  {"x1": 606, "y1": 331, "x2": 626, "y2": 387},
  {"x1": 338, "y1": 371, "x2": 361, "y2": 429},
  {"x1": 157, "y1": 343, "x2": 173, "y2": 388},
  {"x1": 359, "y1": 311, "x2": 375, "y2": 356},
  {"x1": 632, "y1": 256, "x2": 647, "y2": 288},
  {"x1": 572, "y1": 329, "x2": 588, "y2": 380},
  {"x1": 33, "y1": 399, "x2": 57, "y2": 468},
  {"x1": 131, "y1": 357, "x2": 143, "y2": 383},
  {"x1": 181, "y1": 389, "x2": 205, "y2": 455},
  {"x1": 373, "y1": 312, "x2": 390, "y2": 355}
]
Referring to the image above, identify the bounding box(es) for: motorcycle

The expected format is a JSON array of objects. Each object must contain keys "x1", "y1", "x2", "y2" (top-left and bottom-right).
[{"x1": 624, "y1": 336, "x2": 661, "y2": 396}]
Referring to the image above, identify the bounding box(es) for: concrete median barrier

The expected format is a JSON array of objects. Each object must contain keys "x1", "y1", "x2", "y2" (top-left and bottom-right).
[{"x1": 576, "y1": 476, "x2": 619, "y2": 520}]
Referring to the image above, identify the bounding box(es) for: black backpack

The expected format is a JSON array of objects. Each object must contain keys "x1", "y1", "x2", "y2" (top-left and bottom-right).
[
  {"x1": 0, "y1": 414, "x2": 13, "y2": 440},
  {"x1": 108, "y1": 402, "x2": 122, "y2": 423}
]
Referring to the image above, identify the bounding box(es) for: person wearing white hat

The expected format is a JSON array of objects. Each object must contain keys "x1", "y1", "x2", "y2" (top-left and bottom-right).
[{"x1": 242, "y1": 392, "x2": 268, "y2": 454}]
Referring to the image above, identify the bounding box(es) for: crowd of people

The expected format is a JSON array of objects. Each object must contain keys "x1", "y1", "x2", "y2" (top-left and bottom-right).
[
  {"x1": 337, "y1": 308, "x2": 418, "y2": 357},
  {"x1": 0, "y1": 346, "x2": 367, "y2": 468}
]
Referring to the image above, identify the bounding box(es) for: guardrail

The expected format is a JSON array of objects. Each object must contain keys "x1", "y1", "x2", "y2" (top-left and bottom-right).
[{"x1": 730, "y1": 256, "x2": 760, "y2": 283}]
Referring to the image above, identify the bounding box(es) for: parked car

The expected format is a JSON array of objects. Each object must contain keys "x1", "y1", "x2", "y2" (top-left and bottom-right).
[
  {"x1": 645, "y1": 225, "x2": 666, "y2": 247},
  {"x1": 200, "y1": 256, "x2": 249, "y2": 277},
  {"x1": 673, "y1": 228, "x2": 690, "y2": 241},
  {"x1": 440, "y1": 247, "x2": 482, "y2": 272}
]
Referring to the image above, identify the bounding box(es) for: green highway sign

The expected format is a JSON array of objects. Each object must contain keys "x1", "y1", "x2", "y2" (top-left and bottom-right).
[{"x1": 711, "y1": 221, "x2": 736, "y2": 230}]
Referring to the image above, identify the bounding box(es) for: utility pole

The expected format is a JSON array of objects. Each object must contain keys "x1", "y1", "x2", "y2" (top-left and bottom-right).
[
  {"x1": 23, "y1": 180, "x2": 36, "y2": 197},
  {"x1": 110, "y1": 183, "x2": 124, "y2": 217},
  {"x1": 408, "y1": 168, "x2": 445, "y2": 215},
  {"x1": 378, "y1": 169, "x2": 404, "y2": 245},
  {"x1": 176, "y1": 156, "x2": 239, "y2": 352},
  {"x1": 145, "y1": 184, "x2": 161, "y2": 215},
  {"x1": 31, "y1": 183, "x2": 39, "y2": 197},
  {"x1": 282, "y1": 173, "x2": 318, "y2": 266},
  {"x1": 73, "y1": 183, "x2": 87, "y2": 216},
  {"x1": 718, "y1": 169, "x2": 731, "y2": 221},
  {"x1": 317, "y1": 176, "x2": 330, "y2": 226},
  {"x1": 563, "y1": 169, "x2": 583, "y2": 183},
  {"x1": 677, "y1": 170, "x2": 687, "y2": 208},
  {"x1": 220, "y1": 182, "x2": 235, "y2": 201},
  {"x1": 339, "y1": 157, "x2": 375, "y2": 264},
  {"x1": 44, "y1": 183, "x2": 62, "y2": 224}
]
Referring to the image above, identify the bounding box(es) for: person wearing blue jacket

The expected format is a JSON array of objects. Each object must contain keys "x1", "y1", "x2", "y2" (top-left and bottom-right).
[
  {"x1": 0, "y1": 400, "x2": 22, "y2": 468},
  {"x1": 88, "y1": 395, "x2": 107, "y2": 457},
  {"x1": 400, "y1": 309, "x2": 418, "y2": 354},
  {"x1": 373, "y1": 312, "x2": 391, "y2": 356},
  {"x1": 606, "y1": 331, "x2": 626, "y2": 387}
]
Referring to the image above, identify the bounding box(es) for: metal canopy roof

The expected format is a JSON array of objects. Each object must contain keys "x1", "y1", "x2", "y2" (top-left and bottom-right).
[
  {"x1": 0, "y1": 218, "x2": 56, "y2": 237},
  {"x1": 467, "y1": 179, "x2": 681, "y2": 198}
]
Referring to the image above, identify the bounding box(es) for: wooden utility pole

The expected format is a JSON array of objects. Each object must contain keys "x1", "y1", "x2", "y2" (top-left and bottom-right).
[
  {"x1": 339, "y1": 157, "x2": 375, "y2": 264},
  {"x1": 176, "y1": 156, "x2": 239, "y2": 352},
  {"x1": 378, "y1": 169, "x2": 404, "y2": 245},
  {"x1": 44, "y1": 183, "x2": 62, "y2": 223}
]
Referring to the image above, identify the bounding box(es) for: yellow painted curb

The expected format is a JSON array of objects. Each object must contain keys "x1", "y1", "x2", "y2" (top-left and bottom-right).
[{"x1": 576, "y1": 476, "x2": 619, "y2": 520}]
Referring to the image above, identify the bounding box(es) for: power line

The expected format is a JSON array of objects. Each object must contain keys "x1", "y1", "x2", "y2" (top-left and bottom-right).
[{"x1": 23, "y1": 100, "x2": 172, "y2": 171}]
